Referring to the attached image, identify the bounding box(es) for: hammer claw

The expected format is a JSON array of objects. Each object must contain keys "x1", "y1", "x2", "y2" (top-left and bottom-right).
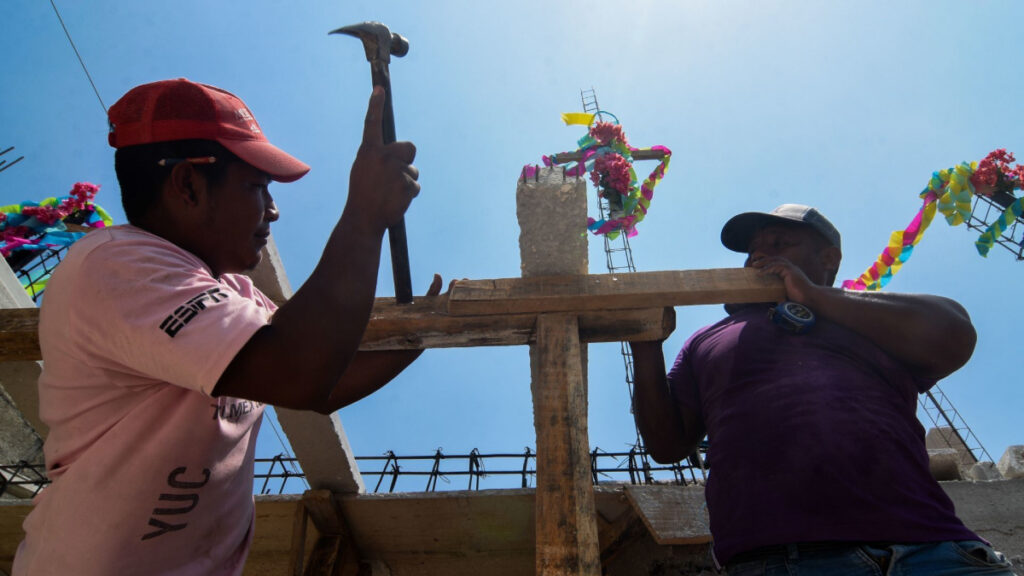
[{"x1": 333, "y1": 21, "x2": 414, "y2": 304}]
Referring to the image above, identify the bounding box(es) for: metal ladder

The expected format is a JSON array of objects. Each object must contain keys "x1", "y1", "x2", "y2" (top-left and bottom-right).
[
  {"x1": 919, "y1": 386, "x2": 993, "y2": 464},
  {"x1": 581, "y1": 88, "x2": 677, "y2": 484},
  {"x1": 581, "y1": 87, "x2": 601, "y2": 120}
]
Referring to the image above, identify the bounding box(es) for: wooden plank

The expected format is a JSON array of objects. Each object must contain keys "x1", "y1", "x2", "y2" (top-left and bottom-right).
[
  {"x1": 594, "y1": 490, "x2": 646, "y2": 567},
  {"x1": 4, "y1": 489, "x2": 640, "y2": 576},
  {"x1": 0, "y1": 304, "x2": 674, "y2": 363},
  {"x1": 338, "y1": 489, "x2": 537, "y2": 575},
  {"x1": 289, "y1": 498, "x2": 310, "y2": 576},
  {"x1": 0, "y1": 308, "x2": 41, "y2": 362},
  {"x1": 303, "y1": 535, "x2": 341, "y2": 576},
  {"x1": 446, "y1": 269, "x2": 784, "y2": 316},
  {"x1": 531, "y1": 314, "x2": 600, "y2": 575},
  {"x1": 549, "y1": 149, "x2": 668, "y2": 163},
  {"x1": 363, "y1": 300, "x2": 674, "y2": 350},
  {"x1": 0, "y1": 501, "x2": 31, "y2": 576},
  {"x1": 623, "y1": 485, "x2": 712, "y2": 546}
]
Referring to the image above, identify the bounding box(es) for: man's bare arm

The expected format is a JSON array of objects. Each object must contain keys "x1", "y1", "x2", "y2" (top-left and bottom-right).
[
  {"x1": 629, "y1": 340, "x2": 704, "y2": 464},
  {"x1": 753, "y1": 256, "x2": 977, "y2": 380},
  {"x1": 213, "y1": 87, "x2": 422, "y2": 411}
]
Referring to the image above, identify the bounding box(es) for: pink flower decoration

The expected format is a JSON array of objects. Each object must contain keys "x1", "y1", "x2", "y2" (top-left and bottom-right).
[
  {"x1": 591, "y1": 153, "x2": 632, "y2": 195},
  {"x1": 589, "y1": 122, "x2": 628, "y2": 147},
  {"x1": 21, "y1": 205, "x2": 63, "y2": 226},
  {"x1": 71, "y1": 182, "x2": 100, "y2": 200},
  {"x1": 970, "y1": 149, "x2": 1022, "y2": 194}
]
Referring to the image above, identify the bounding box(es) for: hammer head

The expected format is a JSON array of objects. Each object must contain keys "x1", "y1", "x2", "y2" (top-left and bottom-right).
[{"x1": 331, "y1": 21, "x2": 409, "y2": 63}]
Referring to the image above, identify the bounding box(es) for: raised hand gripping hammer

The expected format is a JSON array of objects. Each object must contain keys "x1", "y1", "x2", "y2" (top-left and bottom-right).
[{"x1": 332, "y1": 21, "x2": 414, "y2": 304}]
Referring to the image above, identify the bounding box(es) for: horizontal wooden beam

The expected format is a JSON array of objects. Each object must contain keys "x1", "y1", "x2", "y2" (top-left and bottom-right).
[
  {"x1": 0, "y1": 308, "x2": 40, "y2": 363},
  {"x1": 1, "y1": 268, "x2": 775, "y2": 361},
  {"x1": 550, "y1": 149, "x2": 668, "y2": 163},
  {"x1": 361, "y1": 297, "x2": 673, "y2": 351},
  {"x1": 0, "y1": 302, "x2": 674, "y2": 363},
  {"x1": 446, "y1": 268, "x2": 783, "y2": 316}
]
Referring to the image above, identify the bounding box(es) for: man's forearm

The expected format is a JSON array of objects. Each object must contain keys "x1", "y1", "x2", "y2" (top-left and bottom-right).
[
  {"x1": 214, "y1": 210, "x2": 388, "y2": 411},
  {"x1": 805, "y1": 287, "x2": 976, "y2": 380},
  {"x1": 630, "y1": 341, "x2": 700, "y2": 464},
  {"x1": 324, "y1": 349, "x2": 423, "y2": 412}
]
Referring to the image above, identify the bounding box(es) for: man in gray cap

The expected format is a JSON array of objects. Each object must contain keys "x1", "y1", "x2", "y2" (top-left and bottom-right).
[{"x1": 630, "y1": 204, "x2": 1013, "y2": 575}]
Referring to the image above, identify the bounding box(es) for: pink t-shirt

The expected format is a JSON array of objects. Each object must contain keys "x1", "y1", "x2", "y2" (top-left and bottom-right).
[{"x1": 14, "y1": 225, "x2": 276, "y2": 576}]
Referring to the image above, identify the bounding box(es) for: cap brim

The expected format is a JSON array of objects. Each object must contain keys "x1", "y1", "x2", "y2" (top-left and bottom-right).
[
  {"x1": 219, "y1": 139, "x2": 310, "y2": 183},
  {"x1": 721, "y1": 212, "x2": 799, "y2": 252}
]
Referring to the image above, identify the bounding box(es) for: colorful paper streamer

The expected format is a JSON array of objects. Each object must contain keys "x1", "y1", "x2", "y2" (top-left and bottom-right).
[
  {"x1": 843, "y1": 152, "x2": 1024, "y2": 291},
  {"x1": 1, "y1": 182, "x2": 113, "y2": 297},
  {"x1": 524, "y1": 114, "x2": 671, "y2": 240}
]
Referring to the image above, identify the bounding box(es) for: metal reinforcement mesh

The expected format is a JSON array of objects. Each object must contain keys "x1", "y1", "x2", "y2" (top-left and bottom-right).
[
  {"x1": 2, "y1": 445, "x2": 711, "y2": 498},
  {"x1": 5, "y1": 239, "x2": 70, "y2": 303}
]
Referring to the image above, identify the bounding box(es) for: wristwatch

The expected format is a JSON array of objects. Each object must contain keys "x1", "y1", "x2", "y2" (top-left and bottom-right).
[{"x1": 769, "y1": 301, "x2": 815, "y2": 334}]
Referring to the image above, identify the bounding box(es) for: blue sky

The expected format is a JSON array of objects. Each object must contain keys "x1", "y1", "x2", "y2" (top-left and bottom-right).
[{"x1": 3, "y1": 1, "x2": 1023, "y2": 492}]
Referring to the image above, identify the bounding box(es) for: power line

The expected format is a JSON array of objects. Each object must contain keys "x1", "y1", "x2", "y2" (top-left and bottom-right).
[{"x1": 49, "y1": 0, "x2": 106, "y2": 114}]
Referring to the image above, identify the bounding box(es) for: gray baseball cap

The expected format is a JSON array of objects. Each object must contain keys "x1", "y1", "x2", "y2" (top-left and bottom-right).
[{"x1": 721, "y1": 204, "x2": 841, "y2": 252}]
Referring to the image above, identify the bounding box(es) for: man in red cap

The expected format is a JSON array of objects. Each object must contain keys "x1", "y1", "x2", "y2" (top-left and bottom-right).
[
  {"x1": 14, "y1": 78, "x2": 436, "y2": 575},
  {"x1": 630, "y1": 204, "x2": 1014, "y2": 575}
]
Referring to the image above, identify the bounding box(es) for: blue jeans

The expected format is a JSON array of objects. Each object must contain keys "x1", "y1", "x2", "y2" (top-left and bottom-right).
[{"x1": 725, "y1": 541, "x2": 1016, "y2": 576}]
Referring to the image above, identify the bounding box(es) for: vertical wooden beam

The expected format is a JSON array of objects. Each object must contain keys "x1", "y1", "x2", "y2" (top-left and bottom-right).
[
  {"x1": 531, "y1": 314, "x2": 600, "y2": 575},
  {"x1": 517, "y1": 165, "x2": 598, "y2": 574}
]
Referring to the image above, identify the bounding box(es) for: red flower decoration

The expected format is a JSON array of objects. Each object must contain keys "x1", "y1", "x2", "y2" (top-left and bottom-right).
[
  {"x1": 21, "y1": 205, "x2": 63, "y2": 226},
  {"x1": 589, "y1": 122, "x2": 628, "y2": 147},
  {"x1": 970, "y1": 149, "x2": 1022, "y2": 194},
  {"x1": 71, "y1": 182, "x2": 100, "y2": 202},
  {"x1": 591, "y1": 153, "x2": 632, "y2": 195}
]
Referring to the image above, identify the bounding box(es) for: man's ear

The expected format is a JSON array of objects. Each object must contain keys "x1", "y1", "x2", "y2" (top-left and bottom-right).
[
  {"x1": 822, "y1": 245, "x2": 842, "y2": 278},
  {"x1": 166, "y1": 162, "x2": 204, "y2": 208}
]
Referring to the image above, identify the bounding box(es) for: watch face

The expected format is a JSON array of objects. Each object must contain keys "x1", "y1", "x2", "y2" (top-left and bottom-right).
[
  {"x1": 771, "y1": 301, "x2": 815, "y2": 333},
  {"x1": 782, "y1": 302, "x2": 814, "y2": 321}
]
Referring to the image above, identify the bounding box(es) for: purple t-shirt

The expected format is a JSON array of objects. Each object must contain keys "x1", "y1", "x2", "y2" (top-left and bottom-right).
[{"x1": 667, "y1": 304, "x2": 979, "y2": 565}]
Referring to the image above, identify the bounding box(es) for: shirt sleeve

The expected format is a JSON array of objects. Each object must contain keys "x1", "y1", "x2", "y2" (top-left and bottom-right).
[
  {"x1": 665, "y1": 335, "x2": 705, "y2": 431},
  {"x1": 69, "y1": 237, "x2": 273, "y2": 395}
]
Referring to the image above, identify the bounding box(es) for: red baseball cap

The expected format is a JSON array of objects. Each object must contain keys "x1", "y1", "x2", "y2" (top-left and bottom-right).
[{"x1": 108, "y1": 78, "x2": 310, "y2": 183}]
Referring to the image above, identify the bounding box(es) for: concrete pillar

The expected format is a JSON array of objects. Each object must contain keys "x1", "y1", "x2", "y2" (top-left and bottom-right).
[
  {"x1": 517, "y1": 166, "x2": 589, "y2": 278},
  {"x1": 517, "y1": 166, "x2": 599, "y2": 574}
]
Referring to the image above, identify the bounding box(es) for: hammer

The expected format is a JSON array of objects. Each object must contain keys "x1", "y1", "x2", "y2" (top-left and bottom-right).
[{"x1": 331, "y1": 21, "x2": 414, "y2": 304}]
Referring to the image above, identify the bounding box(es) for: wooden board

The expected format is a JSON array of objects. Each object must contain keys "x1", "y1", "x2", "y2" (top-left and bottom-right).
[
  {"x1": 0, "y1": 309, "x2": 40, "y2": 362},
  {"x1": 0, "y1": 303, "x2": 673, "y2": 362},
  {"x1": 362, "y1": 299, "x2": 674, "y2": 350},
  {"x1": 623, "y1": 485, "x2": 712, "y2": 546},
  {"x1": 0, "y1": 501, "x2": 31, "y2": 575},
  {"x1": 531, "y1": 314, "x2": 600, "y2": 575},
  {"x1": 1, "y1": 487, "x2": 698, "y2": 576},
  {"x1": 549, "y1": 149, "x2": 668, "y2": 163},
  {"x1": 446, "y1": 269, "x2": 784, "y2": 316},
  {"x1": 338, "y1": 489, "x2": 537, "y2": 575}
]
